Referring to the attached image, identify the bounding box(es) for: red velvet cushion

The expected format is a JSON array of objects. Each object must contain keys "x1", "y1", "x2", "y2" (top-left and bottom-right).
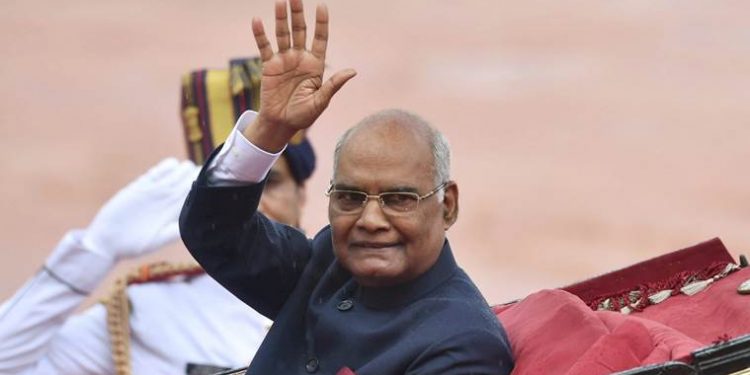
[
  {"x1": 497, "y1": 289, "x2": 701, "y2": 375},
  {"x1": 495, "y1": 238, "x2": 750, "y2": 374}
]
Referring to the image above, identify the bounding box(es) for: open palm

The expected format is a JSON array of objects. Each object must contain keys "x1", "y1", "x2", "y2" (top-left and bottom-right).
[{"x1": 252, "y1": 0, "x2": 356, "y2": 139}]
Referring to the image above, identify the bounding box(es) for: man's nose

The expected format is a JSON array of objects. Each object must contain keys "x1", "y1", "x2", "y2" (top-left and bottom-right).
[{"x1": 355, "y1": 198, "x2": 390, "y2": 232}]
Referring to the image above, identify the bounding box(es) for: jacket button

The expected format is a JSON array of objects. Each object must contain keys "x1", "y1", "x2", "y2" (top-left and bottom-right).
[
  {"x1": 337, "y1": 299, "x2": 353, "y2": 311},
  {"x1": 305, "y1": 358, "x2": 319, "y2": 373}
]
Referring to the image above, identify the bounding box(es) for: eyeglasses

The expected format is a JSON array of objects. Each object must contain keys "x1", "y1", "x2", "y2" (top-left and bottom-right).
[{"x1": 326, "y1": 182, "x2": 448, "y2": 215}]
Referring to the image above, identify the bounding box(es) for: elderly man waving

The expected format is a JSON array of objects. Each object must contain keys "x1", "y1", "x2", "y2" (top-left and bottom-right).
[{"x1": 179, "y1": 0, "x2": 514, "y2": 374}]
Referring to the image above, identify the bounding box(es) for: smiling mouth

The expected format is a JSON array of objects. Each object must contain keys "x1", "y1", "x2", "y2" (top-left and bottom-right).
[{"x1": 350, "y1": 241, "x2": 402, "y2": 251}]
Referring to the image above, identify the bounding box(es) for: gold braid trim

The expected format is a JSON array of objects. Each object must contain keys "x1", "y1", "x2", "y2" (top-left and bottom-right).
[{"x1": 102, "y1": 261, "x2": 206, "y2": 375}]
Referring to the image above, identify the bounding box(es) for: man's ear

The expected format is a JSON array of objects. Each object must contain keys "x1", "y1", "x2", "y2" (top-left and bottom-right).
[{"x1": 441, "y1": 181, "x2": 459, "y2": 230}]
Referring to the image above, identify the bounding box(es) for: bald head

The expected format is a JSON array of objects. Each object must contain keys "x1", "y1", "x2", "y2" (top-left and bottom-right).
[{"x1": 333, "y1": 109, "x2": 451, "y2": 187}]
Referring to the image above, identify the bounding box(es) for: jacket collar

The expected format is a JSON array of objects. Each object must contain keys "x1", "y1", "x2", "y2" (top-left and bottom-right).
[{"x1": 352, "y1": 240, "x2": 458, "y2": 309}]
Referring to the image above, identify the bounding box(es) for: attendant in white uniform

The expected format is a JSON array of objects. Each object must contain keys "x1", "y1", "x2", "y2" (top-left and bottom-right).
[{"x1": 0, "y1": 58, "x2": 317, "y2": 375}]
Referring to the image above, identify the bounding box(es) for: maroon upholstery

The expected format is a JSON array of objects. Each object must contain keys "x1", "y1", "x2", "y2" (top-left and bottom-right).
[
  {"x1": 497, "y1": 290, "x2": 700, "y2": 375},
  {"x1": 494, "y1": 238, "x2": 750, "y2": 374},
  {"x1": 561, "y1": 238, "x2": 734, "y2": 311}
]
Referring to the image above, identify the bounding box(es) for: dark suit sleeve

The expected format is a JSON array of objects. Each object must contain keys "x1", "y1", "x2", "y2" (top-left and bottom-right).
[
  {"x1": 179, "y1": 147, "x2": 312, "y2": 320},
  {"x1": 406, "y1": 329, "x2": 514, "y2": 375}
]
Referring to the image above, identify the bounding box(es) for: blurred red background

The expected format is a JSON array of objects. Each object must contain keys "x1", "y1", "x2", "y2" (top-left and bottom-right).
[{"x1": 1, "y1": 1, "x2": 748, "y2": 305}]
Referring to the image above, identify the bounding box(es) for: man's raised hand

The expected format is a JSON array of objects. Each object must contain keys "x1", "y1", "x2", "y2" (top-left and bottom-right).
[{"x1": 247, "y1": 0, "x2": 356, "y2": 152}]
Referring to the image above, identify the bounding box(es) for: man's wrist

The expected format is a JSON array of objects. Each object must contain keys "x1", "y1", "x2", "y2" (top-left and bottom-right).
[
  {"x1": 242, "y1": 116, "x2": 298, "y2": 153},
  {"x1": 207, "y1": 111, "x2": 284, "y2": 185}
]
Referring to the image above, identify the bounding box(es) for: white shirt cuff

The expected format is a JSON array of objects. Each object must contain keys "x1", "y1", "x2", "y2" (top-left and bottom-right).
[{"x1": 207, "y1": 110, "x2": 285, "y2": 186}]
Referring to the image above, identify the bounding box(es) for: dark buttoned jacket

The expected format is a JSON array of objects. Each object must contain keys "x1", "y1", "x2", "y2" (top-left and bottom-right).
[{"x1": 179, "y1": 159, "x2": 514, "y2": 375}]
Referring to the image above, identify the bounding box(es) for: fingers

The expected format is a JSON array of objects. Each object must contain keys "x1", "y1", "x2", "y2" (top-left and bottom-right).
[
  {"x1": 314, "y1": 68, "x2": 357, "y2": 109},
  {"x1": 310, "y1": 3, "x2": 329, "y2": 59},
  {"x1": 257, "y1": 0, "x2": 323, "y2": 59},
  {"x1": 252, "y1": 18, "x2": 274, "y2": 62},
  {"x1": 289, "y1": 0, "x2": 307, "y2": 49},
  {"x1": 275, "y1": 0, "x2": 291, "y2": 52}
]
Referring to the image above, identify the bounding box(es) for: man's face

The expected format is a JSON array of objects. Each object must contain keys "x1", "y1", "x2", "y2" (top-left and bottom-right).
[
  {"x1": 328, "y1": 122, "x2": 458, "y2": 287},
  {"x1": 259, "y1": 156, "x2": 306, "y2": 228}
]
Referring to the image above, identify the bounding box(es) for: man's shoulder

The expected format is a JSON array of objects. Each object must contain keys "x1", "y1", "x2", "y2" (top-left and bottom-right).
[
  {"x1": 310, "y1": 224, "x2": 332, "y2": 243},
  {"x1": 437, "y1": 268, "x2": 492, "y2": 305},
  {"x1": 125, "y1": 272, "x2": 270, "y2": 329},
  {"x1": 128, "y1": 273, "x2": 218, "y2": 299},
  {"x1": 410, "y1": 280, "x2": 491, "y2": 317},
  {"x1": 404, "y1": 285, "x2": 514, "y2": 372},
  {"x1": 122, "y1": 265, "x2": 248, "y2": 313},
  {"x1": 408, "y1": 269, "x2": 503, "y2": 333}
]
